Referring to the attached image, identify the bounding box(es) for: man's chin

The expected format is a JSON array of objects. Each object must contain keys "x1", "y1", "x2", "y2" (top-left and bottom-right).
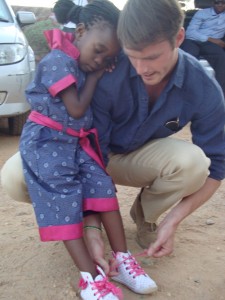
[{"x1": 141, "y1": 76, "x2": 159, "y2": 86}]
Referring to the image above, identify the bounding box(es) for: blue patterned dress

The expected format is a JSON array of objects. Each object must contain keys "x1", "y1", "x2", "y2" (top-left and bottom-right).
[{"x1": 19, "y1": 29, "x2": 118, "y2": 241}]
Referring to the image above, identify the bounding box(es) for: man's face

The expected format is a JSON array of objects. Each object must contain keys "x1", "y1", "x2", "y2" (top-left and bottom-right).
[
  {"x1": 123, "y1": 35, "x2": 182, "y2": 87},
  {"x1": 213, "y1": 0, "x2": 225, "y2": 14}
]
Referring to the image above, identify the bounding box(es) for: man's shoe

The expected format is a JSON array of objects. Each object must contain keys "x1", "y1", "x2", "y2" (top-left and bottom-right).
[
  {"x1": 130, "y1": 190, "x2": 157, "y2": 249},
  {"x1": 135, "y1": 222, "x2": 157, "y2": 249},
  {"x1": 112, "y1": 251, "x2": 158, "y2": 294}
]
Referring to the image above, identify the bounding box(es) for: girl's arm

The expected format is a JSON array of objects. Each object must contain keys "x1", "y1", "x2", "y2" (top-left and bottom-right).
[
  {"x1": 59, "y1": 69, "x2": 104, "y2": 119},
  {"x1": 83, "y1": 214, "x2": 119, "y2": 276}
]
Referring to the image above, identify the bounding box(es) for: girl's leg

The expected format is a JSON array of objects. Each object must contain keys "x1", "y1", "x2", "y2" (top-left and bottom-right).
[
  {"x1": 64, "y1": 238, "x2": 97, "y2": 277},
  {"x1": 100, "y1": 211, "x2": 127, "y2": 253},
  {"x1": 80, "y1": 153, "x2": 156, "y2": 294},
  {"x1": 64, "y1": 237, "x2": 123, "y2": 300},
  {"x1": 80, "y1": 153, "x2": 127, "y2": 266},
  {"x1": 83, "y1": 213, "x2": 109, "y2": 274}
]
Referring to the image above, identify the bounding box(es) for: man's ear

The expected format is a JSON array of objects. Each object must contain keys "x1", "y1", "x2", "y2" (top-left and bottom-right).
[
  {"x1": 175, "y1": 27, "x2": 185, "y2": 48},
  {"x1": 75, "y1": 23, "x2": 86, "y2": 39}
]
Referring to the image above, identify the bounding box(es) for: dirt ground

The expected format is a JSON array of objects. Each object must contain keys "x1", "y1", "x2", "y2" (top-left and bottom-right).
[{"x1": 0, "y1": 123, "x2": 225, "y2": 300}]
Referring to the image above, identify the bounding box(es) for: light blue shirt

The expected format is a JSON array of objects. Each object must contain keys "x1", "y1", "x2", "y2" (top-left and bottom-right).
[{"x1": 186, "y1": 7, "x2": 225, "y2": 42}]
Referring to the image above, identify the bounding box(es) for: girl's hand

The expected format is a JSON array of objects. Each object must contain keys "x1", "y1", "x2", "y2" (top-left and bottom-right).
[
  {"x1": 88, "y1": 68, "x2": 105, "y2": 80},
  {"x1": 83, "y1": 214, "x2": 117, "y2": 275},
  {"x1": 105, "y1": 56, "x2": 117, "y2": 72},
  {"x1": 88, "y1": 56, "x2": 118, "y2": 80},
  {"x1": 84, "y1": 228, "x2": 110, "y2": 275}
]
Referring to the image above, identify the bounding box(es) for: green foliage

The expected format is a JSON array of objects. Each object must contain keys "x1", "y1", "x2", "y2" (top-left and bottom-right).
[{"x1": 23, "y1": 19, "x2": 60, "y2": 61}]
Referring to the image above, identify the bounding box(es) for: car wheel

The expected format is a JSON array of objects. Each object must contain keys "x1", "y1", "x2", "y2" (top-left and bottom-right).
[{"x1": 8, "y1": 111, "x2": 30, "y2": 136}]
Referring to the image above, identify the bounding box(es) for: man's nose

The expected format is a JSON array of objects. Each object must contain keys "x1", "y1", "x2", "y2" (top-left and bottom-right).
[{"x1": 135, "y1": 60, "x2": 149, "y2": 74}]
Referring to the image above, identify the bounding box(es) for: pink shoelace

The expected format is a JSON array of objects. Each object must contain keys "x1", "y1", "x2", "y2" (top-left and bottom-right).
[
  {"x1": 79, "y1": 276, "x2": 123, "y2": 300},
  {"x1": 113, "y1": 251, "x2": 148, "y2": 278}
]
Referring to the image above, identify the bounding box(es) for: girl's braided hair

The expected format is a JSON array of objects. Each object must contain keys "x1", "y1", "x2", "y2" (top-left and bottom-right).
[{"x1": 53, "y1": 0, "x2": 120, "y2": 30}]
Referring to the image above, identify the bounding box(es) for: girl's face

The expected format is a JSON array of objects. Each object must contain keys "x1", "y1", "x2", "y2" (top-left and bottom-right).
[{"x1": 75, "y1": 23, "x2": 120, "y2": 73}]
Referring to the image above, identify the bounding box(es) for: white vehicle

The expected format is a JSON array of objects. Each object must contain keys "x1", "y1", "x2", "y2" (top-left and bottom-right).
[
  {"x1": 0, "y1": 0, "x2": 36, "y2": 135},
  {"x1": 178, "y1": 0, "x2": 195, "y2": 11}
]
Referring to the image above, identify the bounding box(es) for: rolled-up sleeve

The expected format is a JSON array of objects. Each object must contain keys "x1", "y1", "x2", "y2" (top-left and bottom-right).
[{"x1": 191, "y1": 80, "x2": 225, "y2": 180}]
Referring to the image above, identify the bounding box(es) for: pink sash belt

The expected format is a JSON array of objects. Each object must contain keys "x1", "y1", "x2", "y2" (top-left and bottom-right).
[{"x1": 28, "y1": 111, "x2": 105, "y2": 169}]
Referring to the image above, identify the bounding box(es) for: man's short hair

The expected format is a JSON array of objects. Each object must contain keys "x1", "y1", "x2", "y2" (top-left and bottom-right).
[{"x1": 117, "y1": 0, "x2": 184, "y2": 50}]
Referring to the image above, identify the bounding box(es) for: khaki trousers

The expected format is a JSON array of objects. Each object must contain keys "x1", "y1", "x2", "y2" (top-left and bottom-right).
[
  {"x1": 106, "y1": 138, "x2": 210, "y2": 222},
  {"x1": 1, "y1": 138, "x2": 210, "y2": 222}
]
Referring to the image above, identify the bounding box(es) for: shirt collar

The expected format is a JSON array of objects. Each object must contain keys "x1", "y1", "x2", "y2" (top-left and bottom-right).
[{"x1": 172, "y1": 49, "x2": 185, "y2": 89}]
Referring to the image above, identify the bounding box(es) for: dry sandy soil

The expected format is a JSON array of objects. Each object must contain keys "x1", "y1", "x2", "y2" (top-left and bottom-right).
[{"x1": 0, "y1": 123, "x2": 225, "y2": 300}]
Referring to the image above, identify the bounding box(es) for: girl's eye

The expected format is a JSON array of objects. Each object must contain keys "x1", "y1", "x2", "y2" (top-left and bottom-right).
[{"x1": 95, "y1": 49, "x2": 102, "y2": 54}]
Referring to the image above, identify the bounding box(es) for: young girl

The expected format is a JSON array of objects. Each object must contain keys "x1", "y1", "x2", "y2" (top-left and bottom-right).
[{"x1": 19, "y1": 0, "x2": 157, "y2": 299}]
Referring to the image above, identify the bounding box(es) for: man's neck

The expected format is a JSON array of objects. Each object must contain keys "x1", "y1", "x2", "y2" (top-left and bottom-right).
[{"x1": 145, "y1": 77, "x2": 169, "y2": 105}]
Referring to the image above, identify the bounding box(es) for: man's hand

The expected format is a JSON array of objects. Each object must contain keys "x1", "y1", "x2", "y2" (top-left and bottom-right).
[
  {"x1": 147, "y1": 178, "x2": 221, "y2": 258},
  {"x1": 147, "y1": 218, "x2": 177, "y2": 258},
  {"x1": 208, "y1": 37, "x2": 225, "y2": 48}
]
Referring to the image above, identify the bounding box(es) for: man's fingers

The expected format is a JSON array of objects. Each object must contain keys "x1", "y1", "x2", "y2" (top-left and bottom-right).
[
  {"x1": 147, "y1": 240, "x2": 173, "y2": 257},
  {"x1": 147, "y1": 241, "x2": 161, "y2": 256},
  {"x1": 151, "y1": 248, "x2": 171, "y2": 258}
]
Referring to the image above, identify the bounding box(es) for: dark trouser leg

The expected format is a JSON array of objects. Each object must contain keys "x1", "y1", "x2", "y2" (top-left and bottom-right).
[
  {"x1": 180, "y1": 39, "x2": 201, "y2": 58},
  {"x1": 199, "y1": 41, "x2": 225, "y2": 96}
]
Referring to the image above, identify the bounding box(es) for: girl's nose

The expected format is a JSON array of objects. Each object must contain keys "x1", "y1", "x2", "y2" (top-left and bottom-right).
[{"x1": 94, "y1": 56, "x2": 104, "y2": 67}]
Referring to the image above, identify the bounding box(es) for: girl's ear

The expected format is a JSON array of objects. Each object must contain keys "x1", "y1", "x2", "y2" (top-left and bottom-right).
[{"x1": 75, "y1": 23, "x2": 86, "y2": 39}]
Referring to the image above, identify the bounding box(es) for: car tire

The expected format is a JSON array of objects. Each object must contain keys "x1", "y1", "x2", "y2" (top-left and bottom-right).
[{"x1": 8, "y1": 111, "x2": 30, "y2": 136}]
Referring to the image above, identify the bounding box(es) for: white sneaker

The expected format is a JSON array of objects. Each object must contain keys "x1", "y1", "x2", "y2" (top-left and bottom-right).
[
  {"x1": 112, "y1": 251, "x2": 158, "y2": 294},
  {"x1": 79, "y1": 265, "x2": 123, "y2": 300}
]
